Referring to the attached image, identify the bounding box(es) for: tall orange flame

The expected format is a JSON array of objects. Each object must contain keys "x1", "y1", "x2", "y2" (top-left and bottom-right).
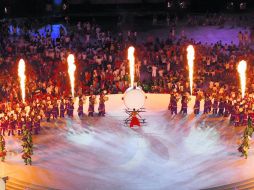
[
  {"x1": 18, "y1": 59, "x2": 26, "y2": 103},
  {"x1": 128, "y1": 46, "x2": 135, "y2": 88},
  {"x1": 237, "y1": 60, "x2": 247, "y2": 99},
  {"x1": 187, "y1": 45, "x2": 195, "y2": 95},
  {"x1": 67, "y1": 54, "x2": 76, "y2": 98}
]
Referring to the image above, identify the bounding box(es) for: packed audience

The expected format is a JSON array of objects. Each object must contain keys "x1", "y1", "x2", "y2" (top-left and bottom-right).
[{"x1": 0, "y1": 15, "x2": 253, "y2": 139}]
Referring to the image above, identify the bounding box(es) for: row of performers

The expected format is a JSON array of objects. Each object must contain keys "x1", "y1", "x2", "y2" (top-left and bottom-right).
[
  {"x1": 44, "y1": 94, "x2": 108, "y2": 118},
  {"x1": 0, "y1": 115, "x2": 41, "y2": 136},
  {"x1": 168, "y1": 94, "x2": 254, "y2": 126},
  {"x1": 0, "y1": 94, "x2": 108, "y2": 136}
]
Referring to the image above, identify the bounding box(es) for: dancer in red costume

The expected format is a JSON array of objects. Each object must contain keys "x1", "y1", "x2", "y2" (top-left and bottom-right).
[{"x1": 130, "y1": 109, "x2": 141, "y2": 128}]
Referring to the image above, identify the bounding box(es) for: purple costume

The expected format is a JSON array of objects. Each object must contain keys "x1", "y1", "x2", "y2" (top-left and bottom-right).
[
  {"x1": 0, "y1": 121, "x2": 6, "y2": 136},
  {"x1": 17, "y1": 121, "x2": 23, "y2": 135},
  {"x1": 207, "y1": 99, "x2": 212, "y2": 113},
  {"x1": 45, "y1": 107, "x2": 51, "y2": 122},
  {"x1": 180, "y1": 98, "x2": 187, "y2": 114},
  {"x1": 2, "y1": 121, "x2": 8, "y2": 136},
  {"x1": 69, "y1": 104, "x2": 74, "y2": 117},
  {"x1": 213, "y1": 99, "x2": 218, "y2": 114},
  {"x1": 204, "y1": 99, "x2": 209, "y2": 114},
  {"x1": 170, "y1": 97, "x2": 177, "y2": 115},
  {"x1": 60, "y1": 103, "x2": 65, "y2": 118},
  {"x1": 98, "y1": 97, "x2": 105, "y2": 116},
  {"x1": 224, "y1": 101, "x2": 230, "y2": 117},
  {"x1": 26, "y1": 120, "x2": 32, "y2": 132},
  {"x1": 230, "y1": 107, "x2": 236, "y2": 121},
  {"x1": 194, "y1": 99, "x2": 200, "y2": 115},
  {"x1": 34, "y1": 120, "x2": 40, "y2": 135},
  {"x1": 218, "y1": 100, "x2": 224, "y2": 116},
  {"x1": 52, "y1": 105, "x2": 58, "y2": 119},
  {"x1": 78, "y1": 104, "x2": 84, "y2": 117},
  {"x1": 8, "y1": 120, "x2": 15, "y2": 136},
  {"x1": 88, "y1": 97, "x2": 95, "y2": 117},
  {"x1": 66, "y1": 103, "x2": 70, "y2": 116}
]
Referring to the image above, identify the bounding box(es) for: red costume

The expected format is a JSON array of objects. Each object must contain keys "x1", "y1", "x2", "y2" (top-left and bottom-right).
[{"x1": 130, "y1": 111, "x2": 141, "y2": 128}]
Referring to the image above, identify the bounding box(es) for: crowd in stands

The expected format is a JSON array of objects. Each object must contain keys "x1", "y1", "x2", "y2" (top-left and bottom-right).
[
  {"x1": 0, "y1": 15, "x2": 253, "y2": 129},
  {"x1": 186, "y1": 13, "x2": 253, "y2": 28}
]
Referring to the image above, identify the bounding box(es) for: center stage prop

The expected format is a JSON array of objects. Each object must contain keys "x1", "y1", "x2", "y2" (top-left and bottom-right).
[{"x1": 122, "y1": 86, "x2": 147, "y2": 126}]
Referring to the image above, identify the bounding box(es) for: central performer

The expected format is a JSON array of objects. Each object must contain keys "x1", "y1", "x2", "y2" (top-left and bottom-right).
[{"x1": 129, "y1": 109, "x2": 141, "y2": 128}]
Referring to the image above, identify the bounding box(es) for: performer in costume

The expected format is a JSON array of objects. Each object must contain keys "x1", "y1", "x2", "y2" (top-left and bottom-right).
[
  {"x1": 243, "y1": 117, "x2": 254, "y2": 137},
  {"x1": 16, "y1": 117, "x2": 23, "y2": 136},
  {"x1": 0, "y1": 119, "x2": 4, "y2": 136},
  {"x1": 21, "y1": 117, "x2": 27, "y2": 132},
  {"x1": 194, "y1": 97, "x2": 200, "y2": 115},
  {"x1": 21, "y1": 129, "x2": 33, "y2": 165},
  {"x1": 212, "y1": 98, "x2": 219, "y2": 115},
  {"x1": 52, "y1": 102, "x2": 58, "y2": 119},
  {"x1": 180, "y1": 95, "x2": 188, "y2": 114},
  {"x1": 207, "y1": 96, "x2": 212, "y2": 113},
  {"x1": 228, "y1": 98, "x2": 233, "y2": 117},
  {"x1": 88, "y1": 95, "x2": 95, "y2": 117},
  {"x1": 78, "y1": 98, "x2": 84, "y2": 117},
  {"x1": 33, "y1": 116, "x2": 41, "y2": 135},
  {"x1": 238, "y1": 136, "x2": 250, "y2": 159},
  {"x1": 230, "y1": 105, "x2": 237, "y2": 122},
  {"x1": 234, "y1": 110, "x2": 240, "y2": 127},
  {"x1": 218, "y1": 99, "x2": 224, "y2": 116},
  {"x1": 26, "y1": 131, "x2": 33, "y2": 155},
  {"x1": 239, "y1": 105, "x2": 245, "y2": 125},
  {"x1": 168, "y1": 96, "x2": 172, "y2": 111},
  {"x1": 130, "y1": 108, "x2": 141, "y2": 128},
  {"x1": 65, "y1": 100, "x2": 70, "y2": 117},
  {"x1": 1, "y1": 117, "x2": 8, "y2": 136},
  {"x1": 203, "y1": 97, "x2": 209, "y2": 114},
  {"x1": 22, "y1": 147, "x2": 32, "y2": 165},
  {"x1": 56, "y1": 100, "x2": 60, "y2": 117},
  {"x1": 45, "y1": 105, "x2": 51, "y2": 122},
  {"x1": 0, "y1": 118, "x2": 7, "y2": 136},
  {"x1": 60, "y1": 100, "x2": 65, "y2": 118},
  {"x1": 7, "y1": 116, "x2": 15, "y2": 136},
  {"x1": 238, "y1": 117, "x2": 253, "y2": 159},
  {"x1": 0, "y1": 135, "x2": 6, "y2": 162},
  {"x1": 170, "y1": 95, "x2": 177, "y2": 115},
  {"x1": 249, "y1": 109, "x2": 254, "y2": 122},
  {"x1": 69, "y1": 102, "x2": 74, "y2": 117},
  {"x1": 224, "y1": 100, "x2": 230, "y2": 117},
  {"x1": 26, "y1": 117, "x2": 32, "y2": 132},
  {"x1": 242, "y1": 144, "x2": 249, "y2": 159},
  {"x1": 98, "y1": 93, "x2": 108, "y2": 116},
  {"x1": 242, "y1": 111, "x2": 248, "y2": 126}
]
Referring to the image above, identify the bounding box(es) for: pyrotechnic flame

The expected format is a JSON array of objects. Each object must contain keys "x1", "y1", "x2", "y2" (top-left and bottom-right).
[
  {"x1": 67, "y1": 54, "x2": 76, "y2": 98},
  {"x1": 18, "y1": 59, "x2": 26, "y2": 103},
  {"x1": 187, "y1": 45, "x2": 195, "y2": 95},
  {"x1": 128, "y1": 46, "x2": 135, "y2": 88},
  {"x1": 237, "y1": 60, "x2": 247, "y2": 99}
]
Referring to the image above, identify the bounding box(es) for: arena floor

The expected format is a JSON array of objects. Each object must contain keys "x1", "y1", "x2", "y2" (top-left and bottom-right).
[{"x1": 1, "y1": 94, "x2": 252, "y2": 190}]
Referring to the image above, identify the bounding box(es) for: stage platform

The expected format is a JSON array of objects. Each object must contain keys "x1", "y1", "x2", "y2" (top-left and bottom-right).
[{"x1": 0, "y1": 94, "x2": 253, "y2": 190}]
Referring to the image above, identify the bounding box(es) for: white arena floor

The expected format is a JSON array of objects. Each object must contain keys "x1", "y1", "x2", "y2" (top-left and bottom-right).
[{"x1": 1, "y1": 94, "x2": 252, "y2": 190}]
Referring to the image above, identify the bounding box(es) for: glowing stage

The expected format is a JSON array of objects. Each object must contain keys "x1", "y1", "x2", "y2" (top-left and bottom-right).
[{"x1": 1, "y1": 94, "x2": 253, "y2": 190}]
